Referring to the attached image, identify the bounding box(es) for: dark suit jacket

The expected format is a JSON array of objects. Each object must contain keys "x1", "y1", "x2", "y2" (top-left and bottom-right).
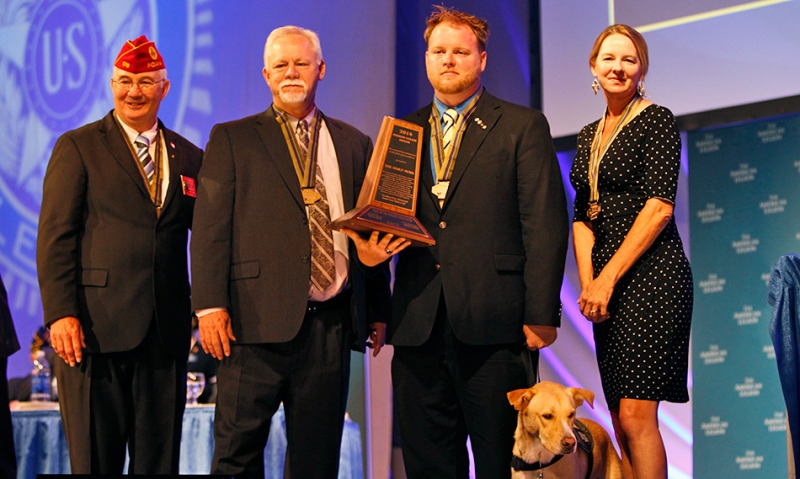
[
  {"x1": 0, "y1": 273, "x2": 19, "y2": 359},
  {"x1": 0, "y1": 273, "x2": 17, "y2": 479},
  {"x1": 190, "y1": 107, "x2": 390, "y2": 352},
  {"x1": 389, "y1": 91, "x2": 568, "y2": 346},
  {"x1": 37, "y1": 111, "x2": 203, "y2": 360}
]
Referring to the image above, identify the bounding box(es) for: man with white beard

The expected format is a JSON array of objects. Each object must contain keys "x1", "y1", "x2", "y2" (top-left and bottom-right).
[{"x1": 190, "y1": 25, "x2": 392, "y2": 478}]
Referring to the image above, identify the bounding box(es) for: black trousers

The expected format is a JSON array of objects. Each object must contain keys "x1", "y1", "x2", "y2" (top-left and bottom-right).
[
  {"x1": 55, "y1": 321, "x2": 187, "y2": 474},
  {"x1": 392, "y1": 298, "x2": 537, "y2": 479},
  {"x1": 211, "y1": 298, "x2": 352, "y2": 479},
  {"x1": 0, "y1": 357, "x2": 16, "y2": 479}
]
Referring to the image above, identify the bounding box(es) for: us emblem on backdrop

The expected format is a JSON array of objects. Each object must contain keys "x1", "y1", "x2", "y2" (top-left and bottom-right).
[{"x1": 0, "y1": 0, "x2": 214, "y2": 327}]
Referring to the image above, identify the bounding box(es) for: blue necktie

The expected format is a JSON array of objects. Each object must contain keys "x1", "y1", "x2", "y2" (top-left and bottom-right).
[
  {"x1": 134, "y1": 134, "x2": 154, "y2": 186},
  {"x1": 441, "y1": 108, "x2": 459, "y2": 157}
]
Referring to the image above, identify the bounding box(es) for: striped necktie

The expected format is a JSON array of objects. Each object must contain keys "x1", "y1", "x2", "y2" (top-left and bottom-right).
[
  {"x1": 441, "y1": 108, "x2": 459, "y2": 158},
  {"x1": 134, "y1": 134, "x2": 154, "y2": 186},
  {"x1": 298, "y1": 120, "x2": 336, "y2": 291}
]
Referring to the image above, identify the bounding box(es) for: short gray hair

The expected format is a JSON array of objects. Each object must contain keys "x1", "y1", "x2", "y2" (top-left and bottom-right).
[
  {"x1": 112, "y1": 66, "x2": 167, "y2": 80},
  {"x1": 263, "y1": 26, "x2": 323, "y2": 70}
]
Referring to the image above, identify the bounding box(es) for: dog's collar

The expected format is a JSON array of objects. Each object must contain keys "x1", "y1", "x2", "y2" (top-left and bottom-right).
[
  {"x1": 511, "y1": 419, "x2": 595, "y2": 479},
  {"x1": 510, "y1": 453, "x2": 564, "y2": 472}
]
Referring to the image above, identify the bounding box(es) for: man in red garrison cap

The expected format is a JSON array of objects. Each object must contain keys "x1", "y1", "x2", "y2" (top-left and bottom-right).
[{"x1": 37, "y1": 35, "x2": 202, "y2": 474}]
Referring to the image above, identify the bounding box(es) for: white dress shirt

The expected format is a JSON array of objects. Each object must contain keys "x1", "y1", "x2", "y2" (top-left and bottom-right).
[{"x1": 116, "y1": 114, "x2": 170, "y2": 205}]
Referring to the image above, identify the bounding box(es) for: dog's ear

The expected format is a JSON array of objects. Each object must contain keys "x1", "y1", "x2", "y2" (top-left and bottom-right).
[
  {"x1": 569, "y1": 388, "x2": 595, "y2": 409},
  {"x1": 507, "y1": 388, "x2": 534, "y2": 411}
]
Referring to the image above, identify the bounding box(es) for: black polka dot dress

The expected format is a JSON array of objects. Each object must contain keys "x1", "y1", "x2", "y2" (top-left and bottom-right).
[{"x1": 570, "y1": 105, "x2": 693, "y2": 410}]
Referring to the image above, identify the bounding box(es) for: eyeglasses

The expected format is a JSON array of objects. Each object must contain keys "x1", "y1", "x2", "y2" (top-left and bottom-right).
[{"x1": 113, "y1": 78, "x2": 165, "y2": 93}]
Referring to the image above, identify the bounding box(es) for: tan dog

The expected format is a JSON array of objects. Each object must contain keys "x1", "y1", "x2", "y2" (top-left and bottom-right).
[{"x1": 507, "y1": 381, "x2": 621, "y2": 479}]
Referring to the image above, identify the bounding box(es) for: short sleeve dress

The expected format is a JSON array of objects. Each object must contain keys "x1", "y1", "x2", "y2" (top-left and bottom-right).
[{"x1": 570, "y1": 105, "x2": 693, "y2": 410}]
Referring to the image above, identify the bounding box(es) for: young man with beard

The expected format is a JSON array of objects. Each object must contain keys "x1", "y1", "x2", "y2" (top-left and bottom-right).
[
  {"x1": 190, "y1": 25, "x2": 392, "y2": 478},
  {"x1": 349, "y1": 7, "x2": 569, "y2": 478}
]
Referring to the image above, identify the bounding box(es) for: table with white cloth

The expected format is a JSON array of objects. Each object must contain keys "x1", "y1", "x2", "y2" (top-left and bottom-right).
[{"x1": 11, "y1": 403, "x2": 363, "y2": 479}]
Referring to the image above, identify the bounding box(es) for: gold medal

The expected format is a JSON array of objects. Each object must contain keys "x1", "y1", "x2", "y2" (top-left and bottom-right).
[
  {"x1": 431, "y1": 181, "x2": 449, "y2": 200},
  {"x1": 587, "y1": 94, "x2": 642, "y2": 223},
  {"x1": 428, "y1": 91, "x2": 483, "y2": 204},
  {"x1": 302, "y1": 188, "x2": 321, "y2": 205},
  {"x1": 588, "y1": 202, "x2": 601, "y2": 220}
]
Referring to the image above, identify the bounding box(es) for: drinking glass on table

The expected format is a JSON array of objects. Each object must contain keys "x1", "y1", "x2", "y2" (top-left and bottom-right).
[{"x1": 186, "y1": 372, "x2": 206, "y2": 405}]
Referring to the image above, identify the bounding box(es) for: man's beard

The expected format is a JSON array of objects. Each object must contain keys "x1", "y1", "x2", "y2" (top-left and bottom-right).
[
  {"x1": 427, "y1": 69, "x2": 480, "y2": 95},
  {"x1": 279, "y1": 80, "x2": 307, "y2": 104}
]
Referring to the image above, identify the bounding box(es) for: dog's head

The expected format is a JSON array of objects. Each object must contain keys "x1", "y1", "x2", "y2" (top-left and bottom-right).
[{"x1": 507, "y1": 381, "x2": 595, "y2": 456}]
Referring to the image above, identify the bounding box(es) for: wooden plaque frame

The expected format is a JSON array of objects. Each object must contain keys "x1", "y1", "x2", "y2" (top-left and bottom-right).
[{"x1": 330, "y1": 116, "x2": 434, "y2": 246}]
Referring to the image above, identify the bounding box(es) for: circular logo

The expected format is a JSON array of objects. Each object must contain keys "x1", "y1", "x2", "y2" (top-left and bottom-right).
[{"x1": 23, "y1": 0, "x2": 103, "y2": 132}]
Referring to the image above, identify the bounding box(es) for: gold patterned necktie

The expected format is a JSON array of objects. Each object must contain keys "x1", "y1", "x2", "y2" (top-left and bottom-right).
[
  {"x1": 134, "y1": 134, "x2": 154, "y2": 186},
  {"x1": 441, "y1": 108, "x2": 459, "y2": 159},
  {"x1": 297, "y1": 120, "x2": 336, "y2": 291}
]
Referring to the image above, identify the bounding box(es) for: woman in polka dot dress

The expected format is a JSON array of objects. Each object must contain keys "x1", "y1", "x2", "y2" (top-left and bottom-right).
[{"x1": 570, "y1": 24, "x2": 693, "y2": 479}]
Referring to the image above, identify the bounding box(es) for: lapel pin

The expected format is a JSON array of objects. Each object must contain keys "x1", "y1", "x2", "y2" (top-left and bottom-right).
[{"x1": 474, "y1": 117, "x2": 487, "y2": 129}]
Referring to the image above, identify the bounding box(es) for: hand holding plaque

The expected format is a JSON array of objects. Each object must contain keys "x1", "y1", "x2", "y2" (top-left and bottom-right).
[{"x1": 330, "y1": 116, "x2": 435, "y2": 246}]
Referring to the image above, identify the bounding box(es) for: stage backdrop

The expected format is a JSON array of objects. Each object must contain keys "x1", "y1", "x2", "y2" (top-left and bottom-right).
[
  {"x1": 10, "y1": 1, "x2": 788, "y2": 478},
  {"x1": 688, "y1": 112, "x2": 800, "y2": 477}
]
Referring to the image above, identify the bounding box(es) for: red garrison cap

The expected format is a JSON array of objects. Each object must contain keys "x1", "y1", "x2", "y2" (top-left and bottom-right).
[{"x1": 114, "y1": 35, "x2": 165, "y2": 73}]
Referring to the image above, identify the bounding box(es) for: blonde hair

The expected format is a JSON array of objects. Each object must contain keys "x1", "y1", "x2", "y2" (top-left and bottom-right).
[{"x1": 589, "y1": 24, "x2": 648, "y2": 78}]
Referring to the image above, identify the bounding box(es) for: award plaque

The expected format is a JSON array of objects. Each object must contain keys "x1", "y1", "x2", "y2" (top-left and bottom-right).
[{"x1": 330, "y1": 116, "x2": 435, "y2": 246}]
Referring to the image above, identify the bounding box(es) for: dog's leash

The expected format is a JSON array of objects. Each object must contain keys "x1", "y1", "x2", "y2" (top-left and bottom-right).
[{"x1": 524, "y1": 347, "x2": 539, "y2": 385}]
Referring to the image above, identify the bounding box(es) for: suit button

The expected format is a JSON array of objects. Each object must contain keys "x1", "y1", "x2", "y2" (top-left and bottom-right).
[
  {"x1": 302, "y1": 218, "x2": 308, "y2": 225},
  {"x1": 438, "y1": 221, "x2": 447, "y2": 229},
  {"x1": 435, "y1": 264, "x2": 441, "y2": 271},
  {"x1": 302, "y1": 256, "x2": 309, "y2": 264}
]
